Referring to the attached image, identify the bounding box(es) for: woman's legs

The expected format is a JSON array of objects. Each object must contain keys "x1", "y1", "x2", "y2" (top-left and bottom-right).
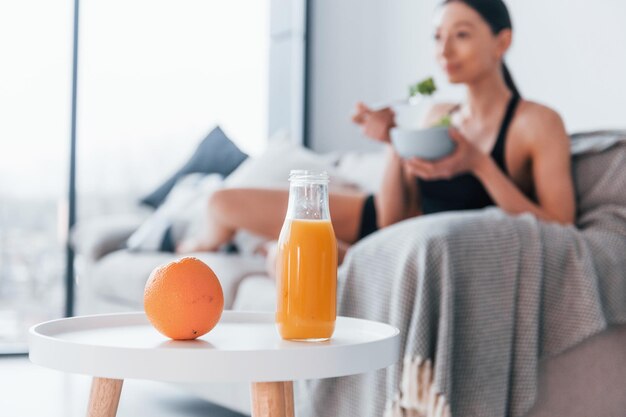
[
  {"x1": 180, "y1": 188, "x2": 368, "y2": 252},
  {"x1": 329, "y1": 191, "x2": 370, "y2": 242}
]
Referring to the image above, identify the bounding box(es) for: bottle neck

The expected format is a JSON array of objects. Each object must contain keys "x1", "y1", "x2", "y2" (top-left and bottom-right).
[{"x1": 285, "y1": 181, "x2": 330, "y2": 221}]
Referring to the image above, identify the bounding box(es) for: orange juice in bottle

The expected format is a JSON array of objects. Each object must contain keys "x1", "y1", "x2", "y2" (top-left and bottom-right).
[{"x1": 276, "y1": 170, "x2": 337, "y2": 341}]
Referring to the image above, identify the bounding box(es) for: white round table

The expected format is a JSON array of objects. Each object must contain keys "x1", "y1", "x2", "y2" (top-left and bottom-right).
[{"x1": 29, "y1": 311, "x2": 400, "y2": 417}]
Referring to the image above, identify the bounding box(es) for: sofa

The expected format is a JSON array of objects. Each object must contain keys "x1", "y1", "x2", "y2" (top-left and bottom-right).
[
  {"x1": 71, "y1": 131, "x2": 626, "y2": 416},
  {"x1": 71, "y1": 130, "x2": 386, "y2": 318}
]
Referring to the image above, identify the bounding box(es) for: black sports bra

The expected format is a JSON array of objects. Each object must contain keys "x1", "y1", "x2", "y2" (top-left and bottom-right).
[{"x1": 418, "y1": 94, "x2": 520, "y2": 214}]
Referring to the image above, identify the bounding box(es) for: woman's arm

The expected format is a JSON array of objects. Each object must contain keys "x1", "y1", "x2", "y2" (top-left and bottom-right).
[
  {"x1": 376, "y1": 146, "x2": 420, "y2": 227},
  {"x1": 353, "y1": 103, "x2": 416, "y2": 227},
  {"x1": 473, "y1": 109, "x2": 575, "y2": 224}
]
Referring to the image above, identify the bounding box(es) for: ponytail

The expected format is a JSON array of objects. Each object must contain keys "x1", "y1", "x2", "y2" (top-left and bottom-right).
[{"x1": 502, "y1": 62, "x2": 520, "y2": 98}]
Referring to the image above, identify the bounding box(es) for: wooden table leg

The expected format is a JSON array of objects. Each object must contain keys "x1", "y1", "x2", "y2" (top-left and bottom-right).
[
  {"x1": 250, "y1": 381, "x2": 294, "y2": 417},
  {"x1": 87, "y1": 377, "x2": 124, "y2": 417}
]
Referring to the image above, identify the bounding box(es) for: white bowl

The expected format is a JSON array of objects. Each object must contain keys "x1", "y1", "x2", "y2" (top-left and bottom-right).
[{"x1": 390, "y1": 126, "x2": 455, "y2": 161}]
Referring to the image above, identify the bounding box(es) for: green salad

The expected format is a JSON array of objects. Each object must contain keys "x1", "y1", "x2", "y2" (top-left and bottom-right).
[
  {"x1": 433, "y1": 114, "x2": 452, "y2": 127},
  {"x1": 408, "y1": 77, "x2": 452, "y2": 128},
  {"x1": 408, "y1": 77, "x2": 437, "y2": 98}
]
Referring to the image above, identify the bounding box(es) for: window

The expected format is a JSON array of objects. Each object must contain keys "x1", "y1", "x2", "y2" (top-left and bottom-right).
[
  {"x1": 0, "y1": 0, "x2": 271, "y2": 353},
  {"x1": 0, "y1": 0, "x2": 72, "y2": 353},
  {"x1": 78, "y1": 0, "x2": 269, "y2": 208}
]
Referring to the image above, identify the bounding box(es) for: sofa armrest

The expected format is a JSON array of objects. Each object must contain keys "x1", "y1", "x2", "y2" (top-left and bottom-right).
[{"x1": 70, "y1": 212, "x2": 149, "y2": 262}]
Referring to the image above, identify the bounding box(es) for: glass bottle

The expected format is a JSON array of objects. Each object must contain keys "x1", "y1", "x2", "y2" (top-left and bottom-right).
[{"x1": 275, "y1": 170, "x2": 337, "y2": 341}]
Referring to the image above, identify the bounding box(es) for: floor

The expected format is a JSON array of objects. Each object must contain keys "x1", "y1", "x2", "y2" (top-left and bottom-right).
[{"x1": 0, "y1": 356, "x2": 247, "y2": 417}]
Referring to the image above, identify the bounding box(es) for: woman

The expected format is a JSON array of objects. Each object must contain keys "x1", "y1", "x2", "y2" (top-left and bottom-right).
[{"x1": 183, "y1": 0, "x2": 575, "y2": 261}]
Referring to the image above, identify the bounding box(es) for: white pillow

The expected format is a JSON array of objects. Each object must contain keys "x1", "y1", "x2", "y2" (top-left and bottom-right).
[
  {"x1": 334, "y1": 150, "x2": 387, "y2": 194},
  {"x1": 224, "y1": 132, "x2": 342, "y2": 189},
  {"x1": 126, "y1": 174, "x2": 223, "y2": 251}
]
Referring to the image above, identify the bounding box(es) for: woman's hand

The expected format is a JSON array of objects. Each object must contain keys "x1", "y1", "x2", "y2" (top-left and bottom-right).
[
  {"x1": 404, "y1": 128, "x2": 487, "y2": 180},
  {"x1": 352, "y1": 102, "x2": 395, "y2": 143}
]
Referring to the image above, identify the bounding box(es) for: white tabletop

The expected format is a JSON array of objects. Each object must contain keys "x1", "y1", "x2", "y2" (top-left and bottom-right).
[{"x1": 29, "y1": 311, "x2": 399, "y2": 383}]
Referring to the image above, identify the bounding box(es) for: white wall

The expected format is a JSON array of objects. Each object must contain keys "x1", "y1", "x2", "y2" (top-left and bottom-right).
[
  {"x1": 269, "y1": 0, "x2": 307, "y2": 143},
  {"x1": 506, "y1": 0, "x2": 626, "y2": 131},
  {"x1": 308, "y1": 0, "x2": 626, "y2": 152}
]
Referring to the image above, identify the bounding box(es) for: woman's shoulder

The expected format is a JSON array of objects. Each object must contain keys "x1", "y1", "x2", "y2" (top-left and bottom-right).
[
  {"x1": 514, "y1": 100, "x2": 565, "y2": 133},
  {"x1": 513, "y1": 99, "x2": 567, "y2": 145},
  {"x1": 421, "y1": 102, "x2": 459, "y2": 127}
]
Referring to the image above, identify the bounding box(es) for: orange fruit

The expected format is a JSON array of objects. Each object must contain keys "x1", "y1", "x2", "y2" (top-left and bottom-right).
[{"x1": 144, "y1": 257, "x2": 224, "y2": 340}]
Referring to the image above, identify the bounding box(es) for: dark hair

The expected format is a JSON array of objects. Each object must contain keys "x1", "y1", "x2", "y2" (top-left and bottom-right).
[{"x1": 443, "y1": 0, "x2": 520, "y2": 97}]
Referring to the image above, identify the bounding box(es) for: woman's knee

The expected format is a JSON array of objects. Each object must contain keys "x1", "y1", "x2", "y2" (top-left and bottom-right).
[{"x1": 209, "y1": 188, "x2": 240, "y2": 222}]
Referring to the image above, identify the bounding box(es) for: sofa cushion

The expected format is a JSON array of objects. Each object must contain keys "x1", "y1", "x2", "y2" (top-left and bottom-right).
[
  {"x1": 71, "y1": 211, "x2": 151, "y2": 262},
  {"x1": 141, "y1": 126, "x2": 247, "y2": 208},
  {"x1": 231, "y1": 276, "x2": 276, "y2": 312},
  {"x1": 90, "y1": 250, "x2": 266, "y2": 310},
  {"x1": 127, "y1": 174, "x2": 223, "y2": 252}
]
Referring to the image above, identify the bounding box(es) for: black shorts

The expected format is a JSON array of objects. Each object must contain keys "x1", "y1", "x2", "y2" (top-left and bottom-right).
[{"x1": 358, "y1": 194, "x2": 378, "y2": 240}]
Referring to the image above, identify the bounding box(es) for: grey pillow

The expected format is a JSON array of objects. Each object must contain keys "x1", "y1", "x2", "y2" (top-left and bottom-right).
[
  {"x1": 140, "y1": 126, "x2": 247, "y2": 208},
  {"x1": 571, "y1": 132, "x2": 626, "y2": 224}
]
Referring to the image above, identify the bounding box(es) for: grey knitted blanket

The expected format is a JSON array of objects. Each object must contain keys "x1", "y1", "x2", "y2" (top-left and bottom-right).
[{"x1": 298, "y1": 132, "x2": 626, "y2": 417}]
